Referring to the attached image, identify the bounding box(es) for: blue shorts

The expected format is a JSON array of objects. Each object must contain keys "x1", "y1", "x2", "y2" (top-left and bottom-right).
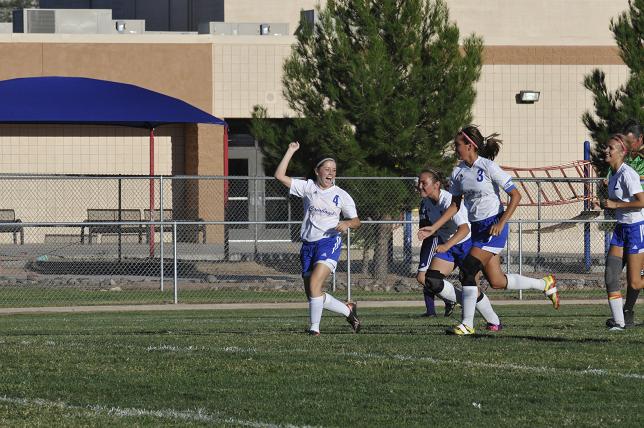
[
  {"x1": 418, "y1": 236, "x2": 472, "y2": 272},
  {"x1": 300, "y1": 235, "x2": 343, "y2": 277},
  {"x1": 434, "y1": 239, "x2": 472, "y2": 267},
  {"x1": 610, "y1": 221, "x2": 644, "y2": 254},
  {"x1": 471, "y1": 213, "x2": 509, "y2": 255}
]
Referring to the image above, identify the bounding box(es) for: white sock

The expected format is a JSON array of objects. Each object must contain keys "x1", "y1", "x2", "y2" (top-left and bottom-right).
[
  {"x1": 437, "y1": 279, "x2": 457, "y2": 302},
  {"x1": 309, "y1": 296, "x2": 323, "y2": 332},
  {"x1": 462, "y1": 286, "x2": 478, "y2": 328},
  {"x1": 609, "y1": 297, "x2": 625, "y2": 327},
  {"x1": 323, "y1": 293, "x2": 350, "y2": 316},
  {"x1": 505, "y1": 274, "x2": 546, "y2": 291},
  {"x1": 476, "y1": 294, "x2": 500, "y2": 325}
]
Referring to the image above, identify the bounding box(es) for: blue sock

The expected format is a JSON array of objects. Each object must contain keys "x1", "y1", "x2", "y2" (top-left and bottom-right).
[{"x1": 424, "y1": 291, "x2": 436, "y2": 315}]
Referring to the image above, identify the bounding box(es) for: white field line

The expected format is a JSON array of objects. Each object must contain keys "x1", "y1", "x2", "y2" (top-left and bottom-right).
[
  {"x1": 0, "y1": 395, "x2": 314, "y2": 428},
  {"x1": 343, "y1": 351, "x2": 644, "y2": 380}
]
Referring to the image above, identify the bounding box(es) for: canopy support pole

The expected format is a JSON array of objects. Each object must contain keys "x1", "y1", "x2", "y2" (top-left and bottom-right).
[{"x1": 149, "y1": 128, "x2": 155, "y2": 258}]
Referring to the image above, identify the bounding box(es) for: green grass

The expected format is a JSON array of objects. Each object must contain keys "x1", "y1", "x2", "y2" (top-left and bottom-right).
[
  {"x1": 0, "y1": 287, "x2": 609, "y2": 307},
  {"x1": 0, "y1": 305, "x2": 642, "y2": 427}
]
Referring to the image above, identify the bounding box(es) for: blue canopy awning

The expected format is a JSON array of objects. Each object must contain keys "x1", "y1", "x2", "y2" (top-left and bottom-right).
[{"x1": 0, "y1": 76, "x2": 225, "y2": 129}]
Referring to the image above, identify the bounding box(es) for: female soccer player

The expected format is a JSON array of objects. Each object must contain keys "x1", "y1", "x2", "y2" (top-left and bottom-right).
[
  {"x1": 420, "y1": 126, "x2": 559, "y2": 335},
  {"x1": 620, "y1": 120, "x2": 644, "y2": 327},
  {"x1": 416, "y1": 168, "x2": 502, "y2": 330},
  {"x1": 601, "y1": 134, "x2": 644, "y2": 331},
  {"x1": 274, "y1": 141, "x2": 361, "y2": 335}
]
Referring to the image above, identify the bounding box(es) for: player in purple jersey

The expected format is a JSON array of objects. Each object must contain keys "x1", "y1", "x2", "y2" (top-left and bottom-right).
[{"x1": 275, "y1": 142, "x2": 362, "y2": 335}]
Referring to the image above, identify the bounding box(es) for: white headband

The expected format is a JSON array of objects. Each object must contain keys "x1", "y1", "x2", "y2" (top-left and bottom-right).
[{"x1": 315, "y1": 157, "x2": 335, "y2": 168}]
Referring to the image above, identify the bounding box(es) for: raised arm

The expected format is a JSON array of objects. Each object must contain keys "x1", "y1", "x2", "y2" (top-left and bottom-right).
[{"x1": 274, "y1": 142, "x2": 300, "y2": 188}]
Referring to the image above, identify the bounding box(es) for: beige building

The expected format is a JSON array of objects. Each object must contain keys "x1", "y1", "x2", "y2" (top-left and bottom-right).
[{"x1": 0, "y1": 0, "x2": 632, "y2": 242}]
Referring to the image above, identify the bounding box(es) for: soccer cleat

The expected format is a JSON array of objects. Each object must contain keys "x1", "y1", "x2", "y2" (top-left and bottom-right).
[
  {"x1": 420, "y1": 312, "x2": 437, "y2": 318},
  {"x1": 445, "y1": 323, "x2": 475, "y2": 336},
  {"x1": 485, "y1": 323, "x2": 503, "y2": 332},
  {"x1": 608, "y1": 325, "x2": 625, "y2": 332},
  {"x1": 306, "y1": 329, "x2": 321, "y2": 336},
  {"x1": 543, "y1": 275, "x2": 560, "y2": 309},
  {"x1": 623, "y1": 309, "x2": 635, "y2": 327},
  {"x1": 444, "y1": 300, "x2": 456, "y2": 317},
  {"x1": 346, "y1": 302, "x2": 361, "y2": 333}
]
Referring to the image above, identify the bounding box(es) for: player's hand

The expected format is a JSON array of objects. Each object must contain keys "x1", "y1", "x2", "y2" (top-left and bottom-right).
[
  {"x1": 417, "y1": 226, "x2": 437, "y2": 241},
  {"x1": 287, "y1": 141, "x2": 300, "y2": 152},
  {"x1": 489, "y1": 223, "x2": 504, "y2": 236},
  {"x1": 602, "y1": 199, "x2": 618, "y2": 209},
  {"x1": 335, "y1": 221, "x2": 349, "y2": 233},
  {"x1": 435, "y1": 244, "x2": 450, "y2": 253}
]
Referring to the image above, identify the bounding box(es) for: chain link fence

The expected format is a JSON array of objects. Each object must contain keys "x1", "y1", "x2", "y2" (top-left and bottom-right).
[{"x1": 0, "y1": 175, "x2": 616, "y2": 307}]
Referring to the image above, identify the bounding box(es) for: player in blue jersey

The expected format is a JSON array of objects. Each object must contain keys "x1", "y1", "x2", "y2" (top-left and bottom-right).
[
  {"x1": 600, "y1": 134, "x2": 644, "y2": 330},
  {"x1": 416, "y1": 168, "x2": 502, "y2": 330},
  {"x1": 275, "y1": 142, "x2": 362, "y2": 335},
  {"x1": 421, "y1": 126, "x2": 560, "y2": 335}
]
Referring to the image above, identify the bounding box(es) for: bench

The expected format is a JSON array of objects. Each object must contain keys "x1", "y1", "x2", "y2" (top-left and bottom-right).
[
  {"x1": 81, "y1": 209, "x2": 143, "y2": 244},
  {"x1": 144, "y1": 209, "x2": 206, "y2": 243},
  {"x1": 0, "y1": 209, "x2": 24, "y2": 245}
]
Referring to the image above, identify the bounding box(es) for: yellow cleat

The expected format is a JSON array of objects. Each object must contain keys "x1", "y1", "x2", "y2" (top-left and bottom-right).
[
  {"x1": 445, "y1": 323, "x2": 475, "y2": 336},
  {"x1": 543, "y1": 274, "x2": 560, "y2": 309}
]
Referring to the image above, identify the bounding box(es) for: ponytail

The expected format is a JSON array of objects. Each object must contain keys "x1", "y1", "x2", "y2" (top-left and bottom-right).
[{"x1": 479, "y1": 133, "x2": 502, "y2": 161}]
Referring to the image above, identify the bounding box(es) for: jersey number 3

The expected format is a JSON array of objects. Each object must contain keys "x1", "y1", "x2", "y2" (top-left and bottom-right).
[
  {"x1": 333, "y1": 195, "x2": 339, "y2": 206},
  {"x1": 477, "y1": 168, "x2": 484, "y2": 182}
]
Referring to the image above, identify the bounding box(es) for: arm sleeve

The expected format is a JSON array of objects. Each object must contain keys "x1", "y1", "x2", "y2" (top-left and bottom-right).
[
  {"x1": 489, "y1": 162, "x2": 516, "y2": 194},
  {"x1": 449, "y1": 169, "x2": 463, "y2": 197},
  {"x1": 289, "y1": 179, "x2": 307, "y2": 198},
  {"x1": 624, "y1": 169, "x2": 643, "y2": 197},
  {"x1": 452, "y1": 204, "x2": 469, "y2": 227},
  {"x1": 341, "y1": 192, "x2": 358, "y2": 219}
]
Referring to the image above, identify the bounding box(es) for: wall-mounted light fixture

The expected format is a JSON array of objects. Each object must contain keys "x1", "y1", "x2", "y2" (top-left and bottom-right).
[
  {"x1": 516, "y1": 90, "x2": 540, "y2": 104},
  {"x1": 115, "y1": 21, "x2": 126, "y2": 33},
  {"x1": 260, "y1": 24, "x2": 270, "y2": 35}
]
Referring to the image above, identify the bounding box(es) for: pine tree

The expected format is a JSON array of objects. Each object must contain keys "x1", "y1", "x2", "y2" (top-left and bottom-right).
[
  {"x1": 0, "y1": 1, "x2": 38, "y2": 23},
  {"x1": 583, "y1": 0, "x2": 643, "y2": 175},
  {"x1": 252, "y1": 0, "x2": 482, "y2": 276}
]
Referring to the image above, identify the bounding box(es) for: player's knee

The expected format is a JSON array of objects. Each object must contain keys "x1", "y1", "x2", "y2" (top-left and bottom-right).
[
  {"x1": 605, "y1": 255, "x2": 622, "y2": 293},
  {"x1": 459, "y1": 254, "x2": 483, "y2": 286},
  {"x1": 416, "y1": 272, "x2": 426, "y2": 287},
  {"x1": 424, "y1": 270, "x2": 445, "y2": 295},
  {"x1": 488, "y1": 274, "x2": 507, "y2": 289}
]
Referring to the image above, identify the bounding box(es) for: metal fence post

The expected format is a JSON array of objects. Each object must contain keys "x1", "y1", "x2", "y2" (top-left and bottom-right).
[
  {"x1": 173, "y1": 221, "x2": 178, "y2": 304},
  {"x1": 536, "y1": 181, "x2": 542, "y2": 272},
  {"x1": 518, "y1": 222, "x2": 523, "y2": 301},
  {"x1": 583, "y1": 141, "x2": 591, "y2": 271},
  {"x1": 403, "y1": 210, "x2": 412, "y2": 272},
  {"x1": 253, "y1": 177, "x2": 258, "y2": 261},
  {"x1": 347, "y1": 227, "x2": 352, "y2": 302},
  {"x1": 506, "y1": 223, "x2": 511, "y2": 273},
  {"x1": 160, "y1": 175, "x2": 164, "y2": 292}
]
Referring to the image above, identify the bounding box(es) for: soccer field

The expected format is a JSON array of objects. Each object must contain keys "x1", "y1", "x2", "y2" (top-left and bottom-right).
[{"x1": 0, "y1": 305, "x2": 642, "y2": 427}]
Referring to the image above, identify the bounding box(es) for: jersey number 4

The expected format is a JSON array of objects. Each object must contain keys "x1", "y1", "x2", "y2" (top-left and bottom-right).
[
  {"x1": 333, "y1": 195, "x2": 340, "y2": 206},
  {"x1": 477, "y1": 168, "x2": 484, "y2": 182}
]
